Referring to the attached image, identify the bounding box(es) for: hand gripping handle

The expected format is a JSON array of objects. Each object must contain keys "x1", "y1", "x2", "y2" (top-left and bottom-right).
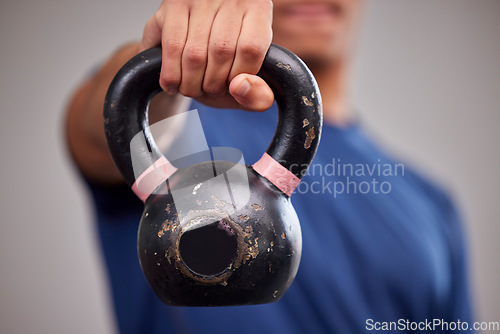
[{"x1": 103, "y1": 44, "x2": 322, "y2": 199}]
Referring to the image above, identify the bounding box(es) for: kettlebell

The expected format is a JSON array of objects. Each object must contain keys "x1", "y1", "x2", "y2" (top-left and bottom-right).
[{"x1": 103, "y1": 44, "x2": 322, "y2": 306}]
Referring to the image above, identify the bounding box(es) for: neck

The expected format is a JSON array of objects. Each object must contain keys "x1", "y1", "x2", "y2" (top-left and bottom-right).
[{"x1": 308, "y1": 59, "x2": 352, "y2": 127}]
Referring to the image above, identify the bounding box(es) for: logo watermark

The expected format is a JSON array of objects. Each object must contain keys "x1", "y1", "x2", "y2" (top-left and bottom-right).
[
  {"x1": 286, "y1": 158, "x2": 405, "y2": 197},
  {"x1": 366, "y1": 318, "x2": 500, "y2": 332}
]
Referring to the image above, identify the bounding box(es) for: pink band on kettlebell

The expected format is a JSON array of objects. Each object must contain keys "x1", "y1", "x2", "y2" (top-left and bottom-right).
[
  {"x1": 131, "y1": 156, "x2": 177, "y2": 202},
  {"x1": 252, "y1": 153, "x2": 300, "y2": 197}
]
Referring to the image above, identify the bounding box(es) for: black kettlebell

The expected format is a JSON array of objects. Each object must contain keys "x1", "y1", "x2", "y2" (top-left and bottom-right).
[{"x1": 103, "y1": 44, "x2": 322, "y2": 306}]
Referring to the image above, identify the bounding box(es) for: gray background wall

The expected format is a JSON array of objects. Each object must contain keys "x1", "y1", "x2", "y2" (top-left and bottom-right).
[{"x1": 0, "y1": 0, "x2": 498, "y2": 333}]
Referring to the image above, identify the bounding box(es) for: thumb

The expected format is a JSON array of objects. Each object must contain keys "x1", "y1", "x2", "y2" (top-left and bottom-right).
[{"x1": 229, "y1": 74, "x2": 274, "y2": 112}]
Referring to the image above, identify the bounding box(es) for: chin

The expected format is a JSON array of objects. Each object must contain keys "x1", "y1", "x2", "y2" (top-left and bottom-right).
[
  {"x1": 272, "y1": 31, "x2": 345, "y2": 69},
  {"x1": 271, "y1": 0, "x2": 360, "y2": 69}
]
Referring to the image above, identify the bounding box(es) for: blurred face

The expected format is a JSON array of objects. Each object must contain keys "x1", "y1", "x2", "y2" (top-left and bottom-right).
[{"x1": 272, "y1": 0, "x2": 362, "y2": 68}]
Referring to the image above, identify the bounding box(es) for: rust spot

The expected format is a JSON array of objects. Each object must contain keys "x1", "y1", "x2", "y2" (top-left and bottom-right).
[
  {"x1": 268, "y1": 240, "x2": 274, "y2": 253},
  {"x1": 251, "y1": 203, "x2": 262, "y2": 211},
  {"x1": 104, "y1": 118, "x2": 110, "y2": 125},
  {"x1": 162, "y1": 220, "x2": 171, "y2": 231},
  {"x1": 165, "y1": 250, "x2": 172, "y2": 264},
  {"x1": 244, "y1": 246, "x2": 259, "y2": 265},
  {"x1": 304, "y1": 127, "x2": 315, "y2": 149},
  {"x1": 302, "y1": 96, "x2": 313, "y2": 106},
  {"x1": 220, "y1": 281, "x2": 228, "y2": 286},
  {"x1": 244, "y1": 225, "x2": 253, "y2": 235},
  {"x1": 312, "y1": 92, "x2": 315, "y2": 99},
  {"x1": 281, "y1": 232, "x2": 286, "y2": 239},
  {"x1": 165, "y1": 204, "x2": 171, "y2": 214},
  {"x1": 158, "y1": 219, "x2": 176, "y2": 237},
  {"x1": 242, "y1": 226, "x2": 259, "y2": 264},
  {"x1": 276, "y1": 62, "x2": 292, "y2": 71},
  {"x1": 238, "y1": 215, "x2": 249, "y2": 222},
  {"x1": 302, "y1": 118, "x2": 309, "y2": 128}
]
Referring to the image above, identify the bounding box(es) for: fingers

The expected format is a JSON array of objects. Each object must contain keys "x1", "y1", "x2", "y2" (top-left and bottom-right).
[
  {"x1": 140, "y1": 0, "x2": 274, "y2": 108},
  {"x1": 229, "y1": 1, "x2": 273, "y2": 81},
  {"x1": 140, "y1": 15, "x2": 161, "y2": 52},
  {"x1": 203, "y1": 3, "x2": 243, "y2": 96},
  {"x1": 229, "y1": 74, "x2": 274, "y2": 111},
  {"x1": 204, "y1": 0, "x2": 273, "y2": 95},
  {"x1": 178, "y1": 3, "x2": 217, "y2": 97},
  {"x1": 158, "y1": 2, "x2": 189, "y2": 94},
  {"x1": 196, "y1": 74, "x2": 274, "y2": 111}
]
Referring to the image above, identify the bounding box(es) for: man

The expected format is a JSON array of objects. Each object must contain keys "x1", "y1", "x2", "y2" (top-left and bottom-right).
[{"x1": 66, "y1": 0, "x2": 473, "y2": 333}]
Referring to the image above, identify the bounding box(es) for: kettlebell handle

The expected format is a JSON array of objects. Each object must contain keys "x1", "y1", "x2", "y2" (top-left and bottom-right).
[{"x1": 104, "y1": 44, "x2": 322, "y2": 197}]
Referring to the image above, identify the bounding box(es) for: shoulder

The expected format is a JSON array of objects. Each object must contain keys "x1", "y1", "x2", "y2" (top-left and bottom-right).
[
  {"x1": 399, "y1": 161, "x2": 462, "y2": 226},
  {"x1": 357, "y1": 125, "x2": 462, "y2": 221}
]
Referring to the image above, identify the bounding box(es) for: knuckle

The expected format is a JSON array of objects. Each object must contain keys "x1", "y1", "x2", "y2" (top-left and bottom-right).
[
  {"x1": 159, "y1": 72, "x2": 179, "y2": 89},
  {"x1": 239, "y1": 41, "x2": 266, "y2": 61},
  {"x1": 211, "y1": 40, "x2": 236, "y2": 61},
  {"x1": 183, "y1": 45, "x2": 208, "y2": 67},
  {"x1": 153, "y1": 10, "x2": 161, "y2": 23},
  {"x1": 153, "y1": 8, "x2": 165, "y2": 25},
  {"x1": 164, "y1": 38, "x2": 184, "y2": 55}
]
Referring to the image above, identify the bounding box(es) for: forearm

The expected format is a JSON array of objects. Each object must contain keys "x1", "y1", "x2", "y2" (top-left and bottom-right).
[{"x1": 65, "y1": 42, "x2": 188, "y2": 184}]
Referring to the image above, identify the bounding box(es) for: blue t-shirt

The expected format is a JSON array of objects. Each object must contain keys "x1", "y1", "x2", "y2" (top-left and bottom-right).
[{"x1": 88, "y1": 101, "x2": 473, "y2": 334}]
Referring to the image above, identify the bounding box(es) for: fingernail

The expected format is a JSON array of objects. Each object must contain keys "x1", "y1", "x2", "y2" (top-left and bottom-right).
[
  {"x1": 165, "y1": 87, "x2": 178, "y2": 95},
  {"x1": 234, "y1": 79, "x2": 250, "y2": 97}
]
